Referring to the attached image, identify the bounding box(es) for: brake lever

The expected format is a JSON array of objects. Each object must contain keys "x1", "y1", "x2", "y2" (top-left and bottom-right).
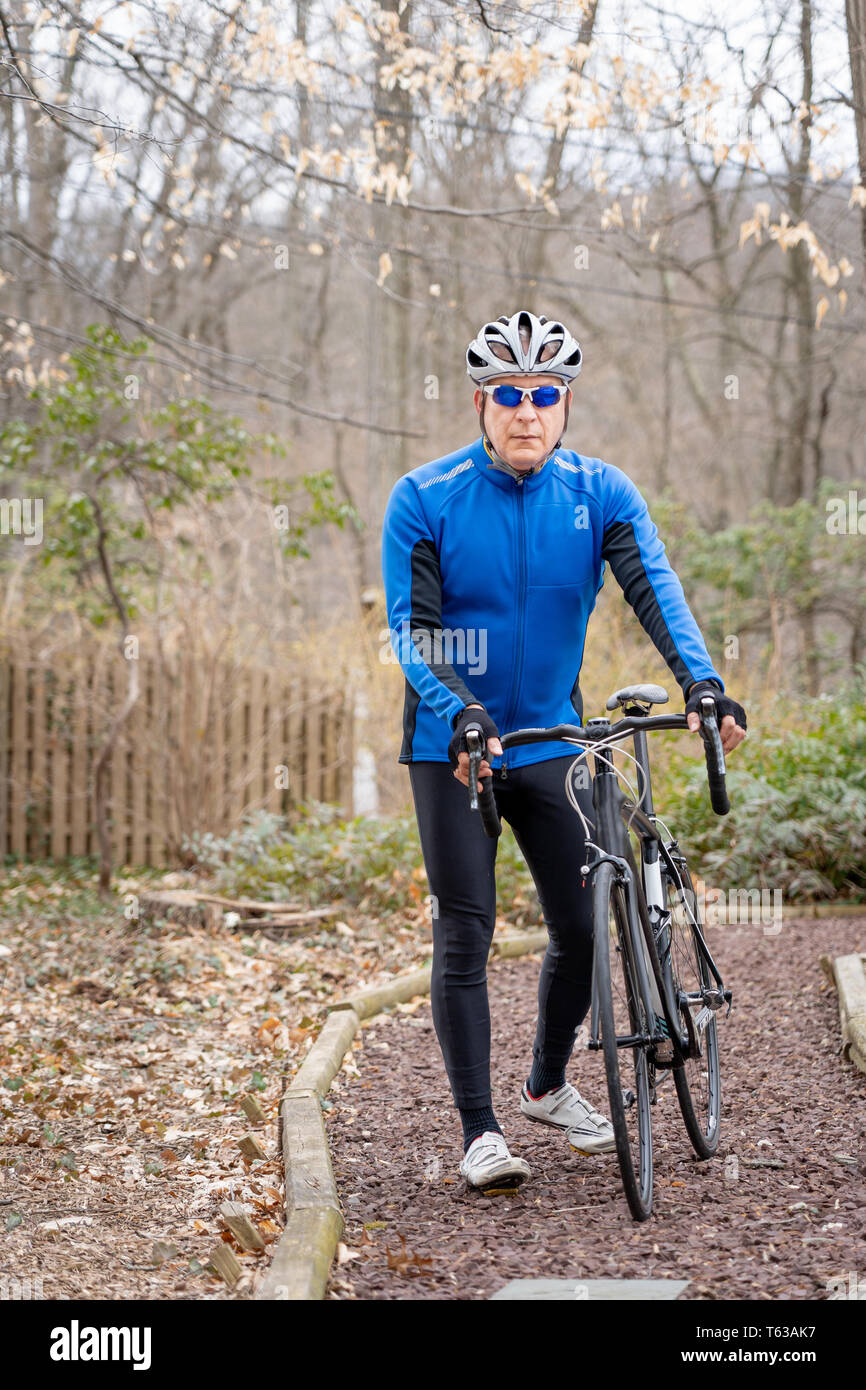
[
  {"x1": 464, "y1": 725, "x2": 502, "y2": 837},
  {"x1": 465, "y1": 728, "x2": 482, "y2": 811},
  {"x1": 699, "y1": 697, "x2": 725, "y2": 769}
]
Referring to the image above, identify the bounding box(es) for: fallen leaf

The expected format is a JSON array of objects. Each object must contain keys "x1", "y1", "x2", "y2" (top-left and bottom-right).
[{"x1": 151, "y1": 1241, "x2": 178, "y2": 1266}]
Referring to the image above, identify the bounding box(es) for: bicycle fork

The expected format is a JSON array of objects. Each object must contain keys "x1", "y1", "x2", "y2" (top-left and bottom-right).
[{"x1": 583, "y1": 849, "x2": 661, "y2": 1059}]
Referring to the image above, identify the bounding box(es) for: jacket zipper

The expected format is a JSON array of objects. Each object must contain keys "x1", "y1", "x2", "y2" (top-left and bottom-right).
[{"x1": 501, "y1": 478, "x2": 527, "y2": 776}]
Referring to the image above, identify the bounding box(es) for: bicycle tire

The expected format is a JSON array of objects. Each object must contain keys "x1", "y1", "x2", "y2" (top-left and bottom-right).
[
  {"x1": 662, "y1": 854, "x2": 722, "y2": 1158},
  {"x1": 592, "y1": 859, "x2": 654, "y2": 1221}
]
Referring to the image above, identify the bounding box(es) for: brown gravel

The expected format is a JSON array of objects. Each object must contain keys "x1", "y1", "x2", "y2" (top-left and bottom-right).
[{"x1": 324, "y1": 915, "x2": 866, "y2": 1300}]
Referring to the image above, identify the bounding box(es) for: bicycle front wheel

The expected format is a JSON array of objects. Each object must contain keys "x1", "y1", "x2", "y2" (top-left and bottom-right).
[
  {"x1": 592, "y1": 859, "x2": 654, "y2": 1221},
  {"x1": 663, "y1": 854, "x2": 722, "y2": 1158}
]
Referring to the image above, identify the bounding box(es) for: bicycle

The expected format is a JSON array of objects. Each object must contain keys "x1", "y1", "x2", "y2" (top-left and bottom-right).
[{"x1": 463, "y1": 683, "x2": 733, "y2": 1221}]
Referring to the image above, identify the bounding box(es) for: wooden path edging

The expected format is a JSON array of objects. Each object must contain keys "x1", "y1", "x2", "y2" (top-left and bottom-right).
[
  {"x1": 256, "y1": 929, "x2": 549, "y2": 1301},
  {"x1": 821, "y1": 952, "x2": 866, "y2": 1075}
]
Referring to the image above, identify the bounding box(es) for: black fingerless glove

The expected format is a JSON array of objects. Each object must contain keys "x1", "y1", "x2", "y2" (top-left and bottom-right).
[
  {"x1": 685, "y1": 679, "x2": 747, "y2": 732},
  {"x1": 448, "y1": 705, "x2": 501, "y2": 769}
]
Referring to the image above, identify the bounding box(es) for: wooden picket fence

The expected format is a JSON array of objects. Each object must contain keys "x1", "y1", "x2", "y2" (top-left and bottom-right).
[{"x1": 0, "y1": 635, "x2": 354, "y2": 867}]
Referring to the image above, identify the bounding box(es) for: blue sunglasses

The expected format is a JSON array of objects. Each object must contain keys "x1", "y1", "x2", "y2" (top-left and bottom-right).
[{"x1": 482, "y1": 383, "x2": 568, "y2": 408}]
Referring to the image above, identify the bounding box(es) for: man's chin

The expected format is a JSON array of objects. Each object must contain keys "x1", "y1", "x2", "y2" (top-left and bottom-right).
[{"x1": 508, "y1": 449, "x2": 544, "y2": 469}]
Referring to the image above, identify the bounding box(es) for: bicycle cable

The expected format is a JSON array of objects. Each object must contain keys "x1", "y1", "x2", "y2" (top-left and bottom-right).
[
  {"x1": 561, "y1": 734, "x2": 651, "y2": 838},
  {"x1": 591, "y1": 744, "x2": 650, "y2": 831}
]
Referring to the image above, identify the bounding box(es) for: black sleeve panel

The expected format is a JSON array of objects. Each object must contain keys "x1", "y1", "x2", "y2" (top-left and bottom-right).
[
  {"x1": 601, "y1": 519, "x2": 695, "y2": 692},
  {"x1": 410, "y1": 538, "x2": 480, "y2": 718}
]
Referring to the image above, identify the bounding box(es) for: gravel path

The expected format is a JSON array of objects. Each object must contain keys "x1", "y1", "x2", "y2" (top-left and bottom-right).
[{"x1": 324, "y1": 916, "x2": 866, "y2": 1300}]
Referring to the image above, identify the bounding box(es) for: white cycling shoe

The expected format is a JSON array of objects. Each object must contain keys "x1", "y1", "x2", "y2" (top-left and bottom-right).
[
  {"x1": 520, "y1": 1081, "x2": 617, "y2": 1155},
  {"x1": 458, "y1": 1131, "x2": 531, "y2": 1190}
]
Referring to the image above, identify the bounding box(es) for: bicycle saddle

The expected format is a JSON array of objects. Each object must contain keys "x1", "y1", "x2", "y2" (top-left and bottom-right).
[{"x1": 605, "y1": 684, "x2": 669, "y2": 710}]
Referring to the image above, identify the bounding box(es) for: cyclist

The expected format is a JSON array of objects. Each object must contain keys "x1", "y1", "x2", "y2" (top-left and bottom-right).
[{"x1": 381, "y1": 310, "x2": 747, "y2": 1190}]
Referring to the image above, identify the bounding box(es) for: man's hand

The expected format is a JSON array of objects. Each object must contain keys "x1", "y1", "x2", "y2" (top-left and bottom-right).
[
  {"x1": 685, "y1": 681, "x2": 747, "y2": 755},
  {"x1": 449, "y1": 704, "x2": 503, "y2": 791}
]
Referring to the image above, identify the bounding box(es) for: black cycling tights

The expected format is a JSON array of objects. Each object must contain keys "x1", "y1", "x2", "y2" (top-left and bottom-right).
[{"x1": 407, "y1": 757, "x2": 596, "y2": 1112}]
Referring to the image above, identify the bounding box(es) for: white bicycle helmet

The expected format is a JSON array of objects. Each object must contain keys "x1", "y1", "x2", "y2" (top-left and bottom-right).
[
  {"x1": 466, "y1": 310, "x2": 582, "y2": 477},
  {"x1": 466, "y1": 309, "x2": 583, "y2": 385}
]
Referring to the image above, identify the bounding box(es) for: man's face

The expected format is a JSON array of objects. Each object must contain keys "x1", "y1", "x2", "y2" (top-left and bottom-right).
[{"x1": 473, "y1": 373, "x2": 571, "y2": 468}]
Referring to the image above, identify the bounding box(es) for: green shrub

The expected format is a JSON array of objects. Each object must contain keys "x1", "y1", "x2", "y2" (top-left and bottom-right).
[
  {"x1": 182, "y1": 802, "x2": 539, "y2": 923},
  {"x1": 185, "y1": 680, "x2": 865, "y2": 917},
  {"x1": 654, "y1": 678, "x2": 866, "y2": 901}
]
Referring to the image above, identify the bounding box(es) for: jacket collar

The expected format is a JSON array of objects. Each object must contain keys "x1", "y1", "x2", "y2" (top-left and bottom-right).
[{"x1": 467, "y1": 434, "x2": 556, "y2": 492}]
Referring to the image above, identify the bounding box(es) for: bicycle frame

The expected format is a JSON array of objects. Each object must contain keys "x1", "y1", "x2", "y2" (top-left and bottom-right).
[
  {"x1": 500, "y1": 706, "x2": 732, "y2": 1068},
  {"x1": 586, "y1": 743, "x2": 711, "y2": 1067}
]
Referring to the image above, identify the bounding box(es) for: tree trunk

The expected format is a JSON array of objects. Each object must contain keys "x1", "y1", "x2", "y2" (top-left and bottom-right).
[
  {"x1": 92, "y1": 643, "x2": 140, "y2": 896},
  {"x1": 361, "y1": 0, "x2": 413, "y2": 592},
  {"x1": 772, "y1": 0, "x2": 816, "y2": 507},
  {"x1": 846, "y1": 0, "x2": 866, "y2": 275}
]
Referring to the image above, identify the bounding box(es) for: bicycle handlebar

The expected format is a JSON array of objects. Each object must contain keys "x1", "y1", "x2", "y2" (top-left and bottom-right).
[
  {"x1": 464, "y1": 705, "x2": 730, "y2": 838},
  {"x1": 500, "y1": 713, "x2": 689, "y2": 745},
  {"x1": 464, "y1": 726, "x2": 502, "y2": 838},
  {"x1": 697, "y1": 698, "x2": 730, "y2": 816}
]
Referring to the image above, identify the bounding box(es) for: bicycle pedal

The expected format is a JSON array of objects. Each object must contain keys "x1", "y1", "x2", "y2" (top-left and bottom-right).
[{"x1": 701, "y1": 989, "x2": 726, "y2": 1011}]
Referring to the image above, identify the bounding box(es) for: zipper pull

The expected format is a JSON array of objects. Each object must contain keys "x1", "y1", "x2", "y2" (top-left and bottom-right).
[{"x1": 500, "y1": 761, "x2": 508, "y2": 780}]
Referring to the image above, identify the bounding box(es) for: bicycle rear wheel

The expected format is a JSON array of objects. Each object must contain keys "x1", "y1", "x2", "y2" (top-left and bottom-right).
[
  {"x1": 662, "y1": 853, "x2": 722, "y2": 1158},
  {"x1": 592, "y1": 860, "x2": 654, "y2": 1221}
]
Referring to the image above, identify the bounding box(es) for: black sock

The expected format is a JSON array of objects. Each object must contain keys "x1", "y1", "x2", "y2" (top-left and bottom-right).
[
  {"x1": 460, "y1": 1106, "x2": 503, "y2": 1152},
  {"x1": 526, "y1": 1058, "x2": 567, "y2": 1099}
]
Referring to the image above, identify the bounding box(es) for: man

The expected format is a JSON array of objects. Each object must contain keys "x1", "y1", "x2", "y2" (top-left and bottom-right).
[{"x1": 381, "y1": 310, "x2": 746, "y2": 1190}]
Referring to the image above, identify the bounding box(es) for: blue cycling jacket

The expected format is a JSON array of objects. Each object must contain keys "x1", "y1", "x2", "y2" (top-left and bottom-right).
[{"x1": 381, "y1": 434, "x2": 724, "y2": 770}]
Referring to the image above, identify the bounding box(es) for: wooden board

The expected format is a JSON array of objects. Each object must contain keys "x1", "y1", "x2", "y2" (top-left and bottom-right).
[
  {"x1": 50, "y1": 670, "x2": 69, "y2": 860},
  {"x1": 10, "y1": 655, "x2": 27, "y2": 856},
  {"x1": 31, "y1": 663, "x2": 47, "y2": 858}
]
